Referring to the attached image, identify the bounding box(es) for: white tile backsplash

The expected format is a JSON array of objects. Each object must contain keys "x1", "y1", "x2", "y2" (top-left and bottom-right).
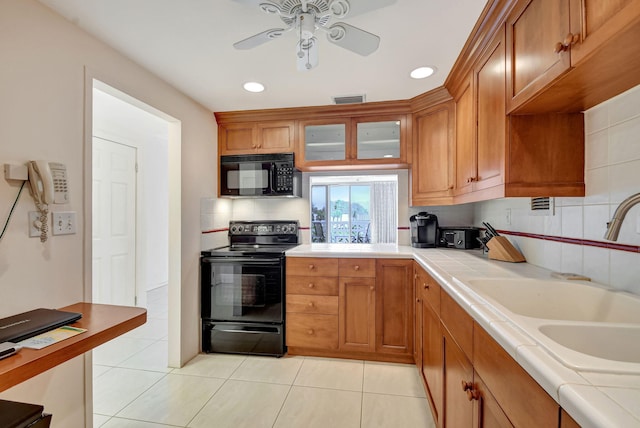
[{"x1": 474, "y1": 84, "x2": 640, "y2": 293}]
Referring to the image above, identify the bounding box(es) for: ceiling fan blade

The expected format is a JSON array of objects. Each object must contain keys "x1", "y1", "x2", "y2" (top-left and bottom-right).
[
  {"x1": 338, "y1": 0, "x2": 397, "y2": 18},
  {"x1": 326, "y1": 23, "x2": 380, "y2": 56},
  {"x1": 233, "y1": 28, "x2": 287, "y2": 50}
]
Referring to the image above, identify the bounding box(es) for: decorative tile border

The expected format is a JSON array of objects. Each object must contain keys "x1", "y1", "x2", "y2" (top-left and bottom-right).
[
  {"x1": 497, "y1": 230, "x2": 640, "y2": 254},
  {"x1": 202, "y1": 227, "x2": 229, "y2": 234}
]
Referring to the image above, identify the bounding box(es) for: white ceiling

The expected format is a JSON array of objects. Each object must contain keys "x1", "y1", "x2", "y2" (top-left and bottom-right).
[{"x1": 38, "y1": 0, "x2": 488, "y2": 112}]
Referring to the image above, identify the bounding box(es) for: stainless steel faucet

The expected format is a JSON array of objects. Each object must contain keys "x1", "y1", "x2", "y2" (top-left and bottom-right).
[{"x1": 604, "y1": 192, "x2": 640, "y2": 241}]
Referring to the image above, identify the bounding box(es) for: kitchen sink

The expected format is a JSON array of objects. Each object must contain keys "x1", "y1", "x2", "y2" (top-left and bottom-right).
[
  {"x1": 539, "y1": 324, "x2": 640, "y2": 364},
  {"x1": 455, "y1": 278, "x2": 640, "y2": 323}
]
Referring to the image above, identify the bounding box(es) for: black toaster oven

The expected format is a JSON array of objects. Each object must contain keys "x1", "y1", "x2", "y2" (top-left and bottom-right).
[{"x1": 438, "y1": 227, "x2": 480, "y2": 249}]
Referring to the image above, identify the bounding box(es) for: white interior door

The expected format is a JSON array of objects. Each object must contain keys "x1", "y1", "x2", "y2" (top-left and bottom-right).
[{"x1": 92, "y1": 137, "x2": 137, "y2": 305}]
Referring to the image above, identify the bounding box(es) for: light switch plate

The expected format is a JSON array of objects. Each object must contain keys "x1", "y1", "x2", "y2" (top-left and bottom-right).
[{"x1": 52, "y1": 211, "x2": 77, "y2": 235}]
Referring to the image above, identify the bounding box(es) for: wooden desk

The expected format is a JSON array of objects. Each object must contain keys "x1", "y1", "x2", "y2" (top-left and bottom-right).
[{"x1": 0, "y1": 303, "x2": 146, "y2": 392}]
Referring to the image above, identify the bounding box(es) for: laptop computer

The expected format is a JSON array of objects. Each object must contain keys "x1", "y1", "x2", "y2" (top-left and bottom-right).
[{"x1": 0, "y1": 308, "x2": 82, "y2": 344}]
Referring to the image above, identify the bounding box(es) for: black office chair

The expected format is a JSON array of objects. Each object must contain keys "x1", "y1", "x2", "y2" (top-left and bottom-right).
[{"x1": 312, "y1": 223, "x2": 326, "y2": 242}]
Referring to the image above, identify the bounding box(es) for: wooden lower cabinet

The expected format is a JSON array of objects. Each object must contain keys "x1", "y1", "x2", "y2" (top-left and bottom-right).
[
  {"x1": 287, "y1": 257, "x2": 413, "y2": 362},
  {"x1": 443, "y1": 327, "x2": 474, "y2": 427},
  {"x1": 339, "y1": 276, "x2": 376, "y2": 352},
  {"x1": 473, "y1": 326, "x2": 559, "y2": 427},
  {"x1": 414, "y1": 268, "x2": 564, "y2": 428},
  {"x1": 473, "y1": 373, "x2": 513, "y2": 428},
  {"x1": 375, "y1": 259, "x2": 413, "y2": 355}
]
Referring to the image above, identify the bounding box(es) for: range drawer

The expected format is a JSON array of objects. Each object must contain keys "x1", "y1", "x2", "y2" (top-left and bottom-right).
[
  {"x1": 286, "y1": 276, "x2": 339, "y2": 295},
  {"x1": 287, "y1": 257, "x2": 339, "y2": 276},
  {"x1": 287, "y1": 294, "x2": 339, "y2": 315},
  {"x1": 338, "y1": 258, "x2": 376, "y2": 277},
  {"x1": 286, "y1": 313, "x2": 339, "y2": 349}
]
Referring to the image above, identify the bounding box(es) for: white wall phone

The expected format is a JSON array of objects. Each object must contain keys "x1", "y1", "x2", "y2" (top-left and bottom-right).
[{"x1": 27, "y1": 161, "x2": 69, "y2": 242}]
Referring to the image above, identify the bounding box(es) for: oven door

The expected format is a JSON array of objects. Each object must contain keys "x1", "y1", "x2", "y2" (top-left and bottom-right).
[{"x1": 201, "y1": 256, "x2": 284, "y2": 323}]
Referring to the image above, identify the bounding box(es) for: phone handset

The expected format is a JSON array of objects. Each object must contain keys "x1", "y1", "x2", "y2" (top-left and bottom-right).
[{"x1": 27, "y1": 161, "x2": 69, "y2": 242}]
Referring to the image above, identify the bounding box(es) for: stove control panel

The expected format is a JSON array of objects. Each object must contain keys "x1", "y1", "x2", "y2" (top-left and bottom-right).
[{"x1": 229, "y1": 221, "x2": 298, "y2": 236}]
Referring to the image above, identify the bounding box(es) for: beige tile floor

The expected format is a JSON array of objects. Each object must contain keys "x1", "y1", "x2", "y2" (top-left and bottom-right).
[{"x1": 93, "y1": 287, "x2": 435, "y2": 427}]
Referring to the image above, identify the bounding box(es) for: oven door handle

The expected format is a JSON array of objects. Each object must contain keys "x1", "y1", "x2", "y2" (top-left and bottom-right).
[{"x1": 201, "y1": 257, "x2": 282, "y2": 265}]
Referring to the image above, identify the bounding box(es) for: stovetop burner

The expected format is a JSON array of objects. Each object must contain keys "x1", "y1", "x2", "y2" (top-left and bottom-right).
[{"x1": 201, "y1": 220, "x2": 300, "y2": 257}]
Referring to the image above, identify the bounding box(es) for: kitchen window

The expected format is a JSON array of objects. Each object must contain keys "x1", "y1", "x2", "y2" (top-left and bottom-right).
[{"x1": 310, "y1": 175, "x2": 397, "y2": 244}]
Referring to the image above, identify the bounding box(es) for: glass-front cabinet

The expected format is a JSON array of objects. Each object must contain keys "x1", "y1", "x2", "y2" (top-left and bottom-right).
[{"x1": 297, "y1": 115, "x2": 408, "y2": 170}]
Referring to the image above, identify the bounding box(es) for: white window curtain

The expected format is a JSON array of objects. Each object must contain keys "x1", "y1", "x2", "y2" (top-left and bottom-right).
[{"x1": 371, "y1": 181, "x2": 397, "y2": 243}]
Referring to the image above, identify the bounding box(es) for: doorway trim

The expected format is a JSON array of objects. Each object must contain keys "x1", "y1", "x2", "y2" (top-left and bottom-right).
[{"x1": 82, "y1": 67, "x2": 182, "y2": 425}]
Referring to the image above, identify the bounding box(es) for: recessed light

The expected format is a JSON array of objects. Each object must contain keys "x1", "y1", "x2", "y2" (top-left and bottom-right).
[
  {"x1": 410, "y1": 66, "x2": 437, "y2": 79},
  {"x1": 243, "y1": 82, "x2": 265, "y2": 93}
]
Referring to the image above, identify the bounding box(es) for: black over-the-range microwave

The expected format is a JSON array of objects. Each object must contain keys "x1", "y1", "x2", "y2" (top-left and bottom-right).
[{"x1": 219, "y1": 153, "x2": 302, "y2": 198}]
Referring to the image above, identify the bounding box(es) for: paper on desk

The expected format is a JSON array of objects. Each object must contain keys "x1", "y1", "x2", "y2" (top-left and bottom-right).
[{"x1": 19, "y1": 326, "x2": 87, "y2": 349}]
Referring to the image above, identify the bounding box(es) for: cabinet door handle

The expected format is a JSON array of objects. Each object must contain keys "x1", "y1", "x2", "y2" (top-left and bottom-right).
[
  {"x1": 461, "y1": 380, "x2": 473, "y2": 391},
  {"x1": 554, "y1": 32, "x2": 579, "y2": 53},
  {"x1": 466, "y1": 388, "x2": 480, "y2": 401},
  {"x1": 370, "y1": 286, "x2": 375, "y2": 291},
  {"x1": 423, "y1": 283, "x2": 430, "y2": 289},
  {"x1": 416, "y1": 298, "x2": 421, "y2": 303}
]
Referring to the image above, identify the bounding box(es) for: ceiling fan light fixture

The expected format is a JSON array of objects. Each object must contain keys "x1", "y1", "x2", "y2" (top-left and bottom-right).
[
  {"x1": 410, "y1": 66, "x2": 437, "y2": 79},
  {"x1": 243, "y1": 82, "x2": 265, "y2": 93}
]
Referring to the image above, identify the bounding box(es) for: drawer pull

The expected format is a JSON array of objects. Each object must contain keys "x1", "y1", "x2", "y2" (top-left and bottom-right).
[
  {"x1": 308, "y1": 264, "x2": 315, "y2": 270},
  {"x1": 370, "y1": 286, "x2": 375, "y2": 291},
  {"x1": 308, "y1": 283, "x2": 315, "y2": 288},
  {"x1": 354, "y1": 265, "x2": 360, "y2": 271},
  {"x1": 307, "y1": 302, "x2": 315, "y2": 308},
  {"x1": 307, "y1": 329, "x2": 314, "y2": 335}
]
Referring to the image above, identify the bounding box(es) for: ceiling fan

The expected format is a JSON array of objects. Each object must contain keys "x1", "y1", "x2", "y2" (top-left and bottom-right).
[{"x1": 232, "y1": 0, "x2": 397, "y2": 71}]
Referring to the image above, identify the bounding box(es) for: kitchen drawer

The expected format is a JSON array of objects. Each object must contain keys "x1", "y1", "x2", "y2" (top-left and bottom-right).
[
  {"x1": 287, "y1": 294, "x2": 338, "y2": 315},
  {"x1": 287, "y1": 257, "x2": 339, "y2": 277},
  {"x1": 338, "y1": 258, "x2": 376, "y2": 277},
  {"x1": 286, "y1": 313, "x2": 339, "y2": 349},
  {"x1": 286, "y1": 276, "x2": 339, "y2": 295},
  {"x1": 441, "y1": 291, "x2": 473, "y2": 361}
]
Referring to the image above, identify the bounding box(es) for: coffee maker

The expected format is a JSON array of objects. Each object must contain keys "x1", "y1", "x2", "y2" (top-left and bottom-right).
[{"x1": 410, "y1": 212, "x2": 439, "y2": 248}]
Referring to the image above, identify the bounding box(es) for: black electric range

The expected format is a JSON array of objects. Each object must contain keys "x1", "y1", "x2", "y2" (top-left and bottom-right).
[{"x1": 200, "y1": 220, "x2": 299, "y2": 357}]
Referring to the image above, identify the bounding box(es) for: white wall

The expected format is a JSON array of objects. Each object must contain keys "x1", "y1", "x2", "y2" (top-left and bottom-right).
[
  {"x1": 0, "y1": 0, "x2": 216, "y2": 425},
  {"x1": 474, "y1": 84, "x2": 640, "y2": 295}
]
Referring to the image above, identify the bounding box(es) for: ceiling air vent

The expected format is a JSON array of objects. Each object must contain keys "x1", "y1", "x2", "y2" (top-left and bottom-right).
[
  {"x1": 530, "y1": 197, "x2": 555, "y2": 215},
  {"x1": 332, "y1": 94, "x2": 366, "y2": 104}
]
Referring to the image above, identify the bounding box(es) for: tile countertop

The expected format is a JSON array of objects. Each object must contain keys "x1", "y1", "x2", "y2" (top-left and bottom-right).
[{"x1": 286, "y1": 244, "x2": 640, "y2": 428}]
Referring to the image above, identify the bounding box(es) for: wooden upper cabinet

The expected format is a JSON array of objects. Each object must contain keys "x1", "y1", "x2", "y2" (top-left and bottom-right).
[
  {"x1": 218, "y1": 121, "x2": 295, "y2": 155},
  {"x1": 569, "y1": 0, "x2": 640, "y2": 66},
  {"x1": 297, "y1": 115, "x2": 409, "y2": 170},
  {"x1": 504, "y1": 0, "x2": 640, "y2": 113},
  {"x1": 506, "y1": 0, "x2": 572, "y2": 112},
  {"x1": 411, "y1": 101, "x2": 455, "y2": 206},
  {"x1": 475, "y1": 28, "x2": 506, "y2": 192},
  {"x1": 455, "y1": 29, "x2": 507, "y2": 198},
  {"x1": 455, "y1": 76, "x2": 475, "y2": 196}
]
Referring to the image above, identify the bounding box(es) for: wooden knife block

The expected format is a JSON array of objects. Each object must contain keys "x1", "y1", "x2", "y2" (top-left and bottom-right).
[{"x1": 486, "y1": 236, "x2": 526, "y2": 263}]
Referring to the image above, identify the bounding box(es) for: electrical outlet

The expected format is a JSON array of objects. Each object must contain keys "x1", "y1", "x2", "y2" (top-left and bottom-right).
[
  {"x1": 52, "y1": 211, "x2": 77, "y2": 235},
  {"x1": 28, "y1": 211, "x2": 46, "y2": 238},
  {"x1": 505, "y1": 208, "x2": 512, "y2": 226}
]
